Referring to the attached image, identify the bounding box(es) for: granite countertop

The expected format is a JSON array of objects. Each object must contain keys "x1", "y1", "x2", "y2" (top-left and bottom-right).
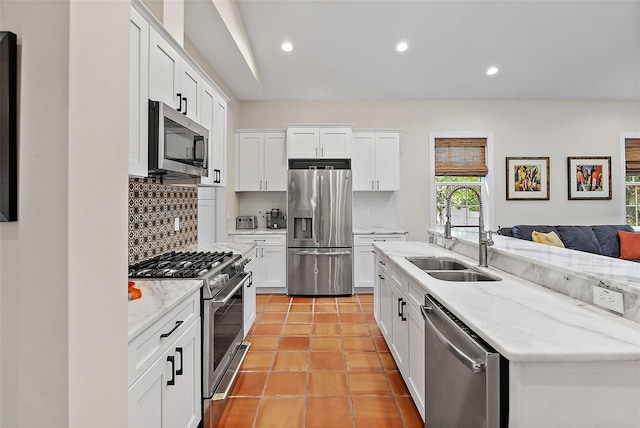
[
  {"x1": 353, "y1": 227, "x2": 408, "y2": 235},
  {"x1": 127, "y1": 279, "x2": 202, "y2": 341},
  {"x1": 374, "y1": 241, "x2": 640, "y2": 363},
  {"x1": 228, "y1": 228, "x2": 287, "y2": 235}
]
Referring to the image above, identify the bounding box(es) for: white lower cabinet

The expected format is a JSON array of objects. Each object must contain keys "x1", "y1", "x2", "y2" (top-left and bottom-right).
[
  {"x1": 407, "y1": 302, "x2": 426, "y2": 420},
  {"x1": 376, "y1": 252, "x2": 425, "y2": 421},
  {"x1": 355, "y1": 234, "x2": 405, "y2": 291},
  {"x1": 128, "y1": 319, "x2": 201, "y2": 428},
  {"x1": 244, "y1": 257, "x2": 257, "y2": 337},
  {"x1": 233, "y1": 234, "x2": 287, "y2": 291}
]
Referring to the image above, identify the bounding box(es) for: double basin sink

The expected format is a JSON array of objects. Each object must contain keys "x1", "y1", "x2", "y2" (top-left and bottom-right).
[{"x1": 406, "y1": 257, "x2": 501, "y2": 282}]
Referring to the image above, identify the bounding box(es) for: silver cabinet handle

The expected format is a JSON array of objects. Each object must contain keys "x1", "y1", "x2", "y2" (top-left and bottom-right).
[
  {"x1": 265, "y1": 180, "x2": 268, "y2": 190},
  {"x1": 261, "y1": 247, "x2": 264, "y2": 257},
  {"x1": 321, "y1": 147, "x2": 324, "y2": 157},
  {"x1": 371, "y1": 180, "x2": 374, "y2": 190},
  {"x1": 421, "y1": 304, "x2": 485, "y2": 373},
  {"x1": 259, "y1": 180, "x2": 263, "y2": 190},
  {"x1": 315, "y1": 147, "x2": 318, "y2": 157},
  {"x1": 377, "y1": 180, "x2": 380, "y2": 189}
]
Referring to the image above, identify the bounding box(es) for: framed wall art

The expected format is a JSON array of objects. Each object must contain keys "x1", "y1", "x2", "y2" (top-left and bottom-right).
[
  {"x1": 506, "y1": 157, "x2": 550, "y2": 200},
  {"x1": 567, "y1": 156, "x2": 612, "y2": 200},
  {"x1": 0, "y1": 31, "x2": 17, "y2": 222}
]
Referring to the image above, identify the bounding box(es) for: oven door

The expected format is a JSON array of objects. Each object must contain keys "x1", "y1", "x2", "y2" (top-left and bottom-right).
[{"x1": 202, "y1": 272, "x2": 248, "y2": 399}]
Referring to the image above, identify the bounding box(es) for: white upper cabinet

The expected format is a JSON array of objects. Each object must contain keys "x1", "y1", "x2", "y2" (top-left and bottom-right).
[
  {"x1": 236, "y1": 131, "x2": 287, "y2": 191},
  {"x1": 149, "y1": 27, "x2": 201, "y2": 122},
  {"x1": 200, "y1": 81, "x2": 227, "y2": 186},
  {"x1": 287, "y1": 127, "x2": 352, "y2": 159},
  {"x1": 352, "y1": 131, "x2": 400, "y2": 191},
  {"x1": 128, "y1": 6, "x2": 149, "y2": 177}
]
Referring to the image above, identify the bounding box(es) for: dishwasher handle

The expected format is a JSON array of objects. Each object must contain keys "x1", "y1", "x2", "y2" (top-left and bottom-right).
[{"x1": 421, "y1": 304, "x2": 485, "y2": 373}]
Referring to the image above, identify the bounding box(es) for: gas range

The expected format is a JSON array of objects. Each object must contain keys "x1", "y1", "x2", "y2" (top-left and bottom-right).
[{"x1": 128, "y1": 250, "x2": 250, "y2": 299}]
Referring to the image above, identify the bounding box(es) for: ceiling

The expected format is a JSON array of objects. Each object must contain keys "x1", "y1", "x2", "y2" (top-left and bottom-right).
[{"x1": 185, "y1": 0, "x2": 640, "y2": 101}]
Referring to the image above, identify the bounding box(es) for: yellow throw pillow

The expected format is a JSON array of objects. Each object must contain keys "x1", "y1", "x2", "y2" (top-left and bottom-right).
[{"x1": 531, "y1": 231, "x2": 565, "y2": 248}]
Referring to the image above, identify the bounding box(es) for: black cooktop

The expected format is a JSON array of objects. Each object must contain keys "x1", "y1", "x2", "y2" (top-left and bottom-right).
[{"x1": 128, "y1": 251, "x2": 234, "y2": 278}]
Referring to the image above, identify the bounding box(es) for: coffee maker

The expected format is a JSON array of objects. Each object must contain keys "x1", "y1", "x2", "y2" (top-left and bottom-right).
[{"x1": 266, "y1": 208, "x2": 286, "y2": 229}]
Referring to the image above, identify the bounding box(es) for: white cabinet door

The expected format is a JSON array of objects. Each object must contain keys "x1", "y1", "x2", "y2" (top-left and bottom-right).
[
  {"x1": 128, "y1": 354, "x2": 164, "y2": 428},
  {"x1": 200, "y1": 82, "x2": 215, "y2": 186},
  {"x1": 378, "y1": 269, "x2": 393, "y2": 342},
  {"x1": 244, "y1": 259, "x2": 257, "y2": 337},
  {"x1": 178, "y1": 61, "x2": 201, "y2": 123},
  {"x1": 407, "y1": 302, "x2": 425, "y2": 421},
  {"x1": 287, "y1": 128, "x2": 319, "y2": 158},
  {"x1": 352, "y1": 133, "x2": 375, "y2": 190},
  {"x1": 129, "y1": 6, "x2": 149, "y2": 178},
  {"x1": 162, "y1": 320, "x2": 201, "y2": 428},
  {"x1": 149, "y1": 27, "x2": 181, "y2": 110},
  {"x1": 391, "y1": 286, "x2": 409, "y2": 377},
  {"x1": 375, "y1": 133, "x2": 400, "y2": 191},
  {"x1": 263, "y1": 132, "x2": 287, "y2": 191},
  {"x1": 211, "y1": 94, "x2": 227, "y2": 186},
  {"x1": 354, "y1": 245, "x2": 375, "y2": 289},
  {"x1": 260, "y1": 245, "x2": 287, "y2": 289},
  {"x1": 320, "y1": 128, "x2": 351, "y2": 158},
  {"x1": 236, "y1": 133, "x2": 264, "y2": 191}
]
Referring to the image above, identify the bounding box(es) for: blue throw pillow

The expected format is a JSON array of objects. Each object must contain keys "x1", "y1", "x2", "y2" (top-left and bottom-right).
[
  {"x1": 555, "y1": 226, "x2": 602, "y2": 255},
  {"x1": 513, "y1": 225, "x2": 559, "y2": 241},
  {"x1": 591, "y1": 225, "x2": 635, "y2": 258}
]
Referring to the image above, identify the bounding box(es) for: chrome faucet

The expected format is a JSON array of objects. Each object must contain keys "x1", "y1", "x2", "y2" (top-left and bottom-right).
[{"x1": 443, "y1": 185, "x2": 494, "y2": 267}]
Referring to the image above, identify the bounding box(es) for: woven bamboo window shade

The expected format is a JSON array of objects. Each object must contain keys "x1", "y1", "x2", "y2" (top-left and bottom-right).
[
  {"x1": 625, "y1": 139, "x2": 640, "y2": 176},
  {"x1": 434, "y1": 138, "x2": 488, "y2": 176}
]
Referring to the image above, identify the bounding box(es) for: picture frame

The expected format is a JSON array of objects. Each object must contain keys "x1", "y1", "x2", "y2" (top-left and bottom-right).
[
  {"x1": 0, "y1": 31, "x2": 17, "y2": 222},
  {"x1": 506, "y1": 157, "x2": 550, "y2": 200},
  {"x1": 567, "y1": 156, "x2": 612, "y2": 200}
]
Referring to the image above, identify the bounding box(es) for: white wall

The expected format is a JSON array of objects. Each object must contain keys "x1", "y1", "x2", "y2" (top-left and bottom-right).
[
  {"x1": 239, "y1": 100, "x2": 640, "y2": 240},
  {"x1": 353, "y1": 192, "x2": 399, "y2": 228},
  {"x1": 0, "y1": 1, "x2": 128, "y2": 427}
]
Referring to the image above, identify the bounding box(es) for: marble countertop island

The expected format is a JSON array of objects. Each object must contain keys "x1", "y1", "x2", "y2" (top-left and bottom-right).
[
  {"x1": 374, "y1": 241, "x2": 640, "y2": 362},
  {"x1": 127, "y1": 279, "x2": 202, "y2": 341}
]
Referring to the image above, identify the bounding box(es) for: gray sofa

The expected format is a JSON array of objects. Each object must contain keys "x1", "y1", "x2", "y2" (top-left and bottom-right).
[{"x1": 497, "y1": 224, "x2": 635, "y2": 258}]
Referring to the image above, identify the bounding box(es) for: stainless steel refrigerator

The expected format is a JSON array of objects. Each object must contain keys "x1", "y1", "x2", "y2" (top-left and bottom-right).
[{"x1": 287, "y1": 159, "x2": 353, "y2": 296}]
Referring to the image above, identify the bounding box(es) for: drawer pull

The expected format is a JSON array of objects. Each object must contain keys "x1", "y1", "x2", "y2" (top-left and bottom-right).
[
  {"x1": 167, "y1": 356, "x2": 176, "y2": 386},
  {"x1": 378, "y1": 275, "x2": 384, "y2": 280},
  {"x1": 175, "y1": 347, "x2": 183, "y2": 376},
  {"x1": 160, "y1": 320, "x2": 184, "y2": 339}
]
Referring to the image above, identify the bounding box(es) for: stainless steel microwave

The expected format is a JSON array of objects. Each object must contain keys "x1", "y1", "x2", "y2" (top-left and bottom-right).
[{"x1": 148, "y1": 100, "x2": 209, "y2": 179}]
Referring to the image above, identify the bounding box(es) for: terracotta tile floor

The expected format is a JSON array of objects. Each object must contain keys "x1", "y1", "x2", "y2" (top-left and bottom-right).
[{"x1": 216, "y1": 294, "x2": 423, "y2": 428}]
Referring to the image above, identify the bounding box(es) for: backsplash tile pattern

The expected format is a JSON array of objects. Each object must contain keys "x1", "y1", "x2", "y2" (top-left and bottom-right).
[{"x1": 128, "y1": 178, "x2": 198, "y2": 264}]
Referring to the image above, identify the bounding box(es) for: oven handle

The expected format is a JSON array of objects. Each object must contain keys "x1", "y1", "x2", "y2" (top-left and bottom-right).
[
  {"x1": 211, "y1": 273, "x2": 249, "y2": 307},
  {"x1": 421, "y1": 304, "x2": 485, "y2": 373}
]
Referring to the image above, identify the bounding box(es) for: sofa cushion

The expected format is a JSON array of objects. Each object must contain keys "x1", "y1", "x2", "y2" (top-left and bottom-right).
[
  {"x1": 618, "y1": 230, "x2": 640, "y2": 260},
  {"x1": 532, "y1": 230, "x2": 565, "y2": 247},
  {"x1": 512, "y1": 225, "x2": 558, "y2": 241},
  {"x1": 555, "y1": 226, "x2": 602, "y2": 255},
  {"x1": 591, "y1": 225, "x2": 635, "y2": 258}
]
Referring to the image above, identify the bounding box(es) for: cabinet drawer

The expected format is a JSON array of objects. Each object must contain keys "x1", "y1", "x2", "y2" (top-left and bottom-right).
[
  {"x1": 128, "y1": 292, "x2": 199, "y2": 387},
  {"x1": 354, "y1": 234, "x2": 404, "y2": 246},
  {"x1": 233, "y1": 234, "x2": 286, "y2": 245},
  {"x1": 389, "y1": 264, "x2": 409, "y2": 294}
]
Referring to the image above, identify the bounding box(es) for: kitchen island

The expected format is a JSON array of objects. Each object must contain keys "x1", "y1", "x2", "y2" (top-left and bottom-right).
[{"x1": 374, "y1": 240, "x2": 640, "y2": 427}]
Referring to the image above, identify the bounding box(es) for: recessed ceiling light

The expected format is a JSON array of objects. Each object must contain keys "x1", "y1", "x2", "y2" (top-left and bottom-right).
[
  {"x1": 281, "y1": 42, "x2": 293, "y2": 52},
  {"x1": 486, "y1": 66, "x2": 499, "y2": 76},
  {"x1": 396, "y1": 42, "x2": 408, "y2": 53}
]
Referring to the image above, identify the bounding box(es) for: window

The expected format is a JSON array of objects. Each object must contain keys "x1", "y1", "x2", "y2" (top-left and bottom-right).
[
  {"x1": 625, "y1": 138, "x2": 640, "y2": 226},
  {"x1": 429, "y1": 134, "x2": 492, "y2": 229}
]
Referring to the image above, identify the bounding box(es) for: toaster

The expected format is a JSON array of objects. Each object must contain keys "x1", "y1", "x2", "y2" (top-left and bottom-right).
[{"x1": 236, "y1": 215, "x2": 257, "y2": 229}]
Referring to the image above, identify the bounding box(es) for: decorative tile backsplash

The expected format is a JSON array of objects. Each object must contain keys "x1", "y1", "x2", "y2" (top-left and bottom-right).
[{"x1": 128, "y1": 178, "x2": 198, "y2": 264}]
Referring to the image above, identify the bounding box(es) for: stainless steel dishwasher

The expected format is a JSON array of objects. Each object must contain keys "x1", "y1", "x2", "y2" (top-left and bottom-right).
[{"x1": 421, "y1": 294, "x2": 507, "y2": 428}]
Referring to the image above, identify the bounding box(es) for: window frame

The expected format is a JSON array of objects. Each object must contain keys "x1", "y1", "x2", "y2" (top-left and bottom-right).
[
  {"x1": 620, "y1": 132, "x2": 640, "y2": 230},
  {"x1": 429, "y1": 132, "x2": 494, "y2": 230}
]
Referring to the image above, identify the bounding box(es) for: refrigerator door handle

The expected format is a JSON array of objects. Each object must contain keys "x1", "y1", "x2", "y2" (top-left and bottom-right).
[{"x1": 289, "y1": 249, "x2": 352, "y2": 256}]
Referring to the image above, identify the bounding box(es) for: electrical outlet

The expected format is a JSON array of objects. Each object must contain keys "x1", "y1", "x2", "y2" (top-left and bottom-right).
[
  {"x1": 174, "y1": 217, "x2": 180, "y2": 231},
  {"x1": 592, "y1": 285, "x2": 624, "y2": 314}
]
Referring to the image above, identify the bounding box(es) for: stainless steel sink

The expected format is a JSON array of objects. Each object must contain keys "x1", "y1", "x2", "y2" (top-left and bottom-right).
[
  {"x1": 406, "y1": 257, "x2": 468, "y2": 271},
  {"x1": 427, "y1": 270, "x2": 501, "y2": 282}
]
